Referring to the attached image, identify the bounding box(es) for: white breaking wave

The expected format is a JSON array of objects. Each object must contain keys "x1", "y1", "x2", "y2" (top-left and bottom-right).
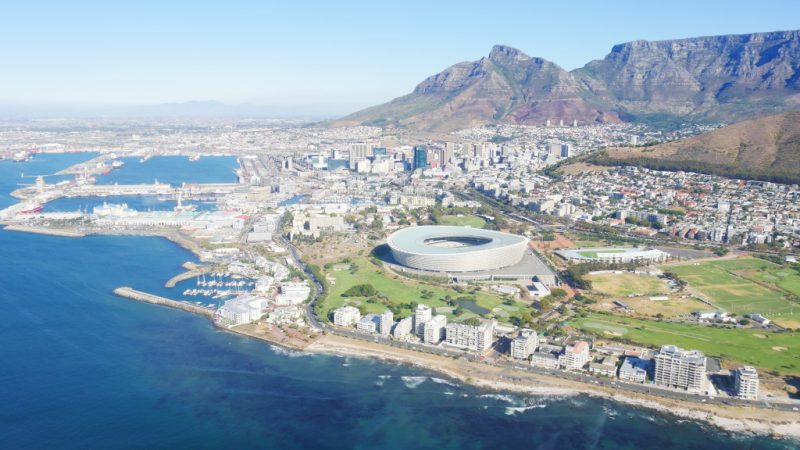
[
  {"x1": 479, "y1": 393, "x2": 517, "y2": 404},
  {"x1": 269, "y1": 345, "x2": 309, "y2": 358},
  {"x1": 504, "y1": 404, "x2": 547, "y2": 416},
  {"x1": 443, "y1": 390, "x2": 455, "y2": 396},
  {"x1": 401, "y1": 376, "x2": 427, "y2": 389},
  {"x1": 430, "y1": 377, "x2": 458, "y2": 387}
]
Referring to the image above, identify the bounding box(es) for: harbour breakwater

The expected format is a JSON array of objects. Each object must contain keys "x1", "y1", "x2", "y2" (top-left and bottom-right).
[{"x1": 113, "y1": 287, "x2": 214, "y2": 318}]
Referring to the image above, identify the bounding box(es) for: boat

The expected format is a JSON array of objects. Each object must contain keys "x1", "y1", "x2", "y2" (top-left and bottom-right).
[
  {"x1": 188, "y1": 154, "x2": 201, "y2": 162},
  {"x1": 111, "y1": 160, "x2": 125, "y2": 169},
  {"x1": 18, "y1": 201, "x2": 43, "y2": 214}
]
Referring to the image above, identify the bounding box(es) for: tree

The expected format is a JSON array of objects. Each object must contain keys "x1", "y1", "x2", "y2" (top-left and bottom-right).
[
  {"x1": 549, "y1": 288, "x2": 567, "y2": 299},
  {"x1": 342, "y1": 284, "x2": 378, "y2": 297},
  {"x1": 713, "y1": 247, "x2": 729, "y2": 257}
]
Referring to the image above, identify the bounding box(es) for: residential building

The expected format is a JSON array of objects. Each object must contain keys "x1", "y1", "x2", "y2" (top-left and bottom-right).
[
  {"x1": 392, "y1": 316, "x2": 414, "y2": 339},
  {"x1": 559, "y1": 341, "x2": 589, "y2": 370},
  {"x1": 588, "y1": 356, "x2": 618, "y2": 377},
  {"x1": 216, "y1": 295, "x2": 268, "y2": 326},
  {"x1": 357, "y1": 314, "x2": 381, "y2": 333},
  {"x1": 618, "y1": 357, "x2": 651, "y2": 383},
  {"x1": 445, "y1": 320, "x2": 496, "y2": 352},
  {"x1": 379, "y1": 310, "x2": 394, "y2": 336},
  {"x1": 510, "y1": 328, "x2": 539, "y2": 360},
  {"x1": 653, "y1": 345, "x2": 707, "y2": 391},
  {"x1": 530, "y1": 350, "x2": 560, "y2": 369},
  {"x1": 423, "y1": 315, "x2": 447, "y2": 344},
  {"x1": 733, "y1": 366, "x2": 759, "y2": 400},
  {"x1": 414, "y1": 304, "x2": 433, "y2": 337},
  {"x1": 333, "y1": 305, "x2": 361, "y2": 327}
]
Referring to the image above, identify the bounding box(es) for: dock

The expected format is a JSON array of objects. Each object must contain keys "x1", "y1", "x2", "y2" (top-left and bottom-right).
[
  {"x1": 164, "y1": 264, "x2": 218, "y2": 288},
  {"x1": 113, "y1": 286, "x2": 214, "y2": 318}
]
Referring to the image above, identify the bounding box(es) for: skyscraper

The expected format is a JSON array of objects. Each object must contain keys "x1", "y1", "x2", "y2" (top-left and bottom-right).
[{"x1": 413, "y1": 146, "x2": 428, "y2": 170}]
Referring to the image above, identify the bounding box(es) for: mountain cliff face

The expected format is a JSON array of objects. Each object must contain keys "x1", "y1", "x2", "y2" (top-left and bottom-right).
[
  {"x1": 334, "y1": 45, "x2": 617, "y2": 131},
  {"x1": 335, "y1": 30, "x2": 800, "y2": 130},
  {"x1": 576, "y1": 30, "x2": 800, "y2": 121}
]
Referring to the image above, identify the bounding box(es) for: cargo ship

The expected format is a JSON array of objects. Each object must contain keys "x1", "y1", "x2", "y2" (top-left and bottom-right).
[{"x1": 18, "y1": 201, "x2": 43, "y2": 214}]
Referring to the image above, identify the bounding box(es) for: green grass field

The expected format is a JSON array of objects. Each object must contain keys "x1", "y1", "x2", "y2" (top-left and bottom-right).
[
  {"x1": 586, "y1": 272, "x2": 670, "y2": 297},
  {"x1": 571, "y1": 313, "x2": 800, "y2": 373},
  {"x1": 317, "y1": 257, "x2": 524, "y2": 325},
  {"x1": 666, "y1": 258, "x2": 797, "y2": 316},
  {"x1": 438, "y1": 214, "x2": 487, "y2": 228}
]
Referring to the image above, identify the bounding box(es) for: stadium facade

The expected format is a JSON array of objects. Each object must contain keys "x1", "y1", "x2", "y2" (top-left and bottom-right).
[{"x1": 386, "y1": 226, "x2": 529, "y2": 273}]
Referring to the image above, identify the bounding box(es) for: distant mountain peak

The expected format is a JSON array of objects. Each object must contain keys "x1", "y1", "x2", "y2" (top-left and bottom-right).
[{"x1": 488, "y1": 45, "x2": 531, "y2": 62}]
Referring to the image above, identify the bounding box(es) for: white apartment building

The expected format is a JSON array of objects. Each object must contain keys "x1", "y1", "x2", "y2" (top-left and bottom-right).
[
  {"x1": 445, "y1": 320, "x2": 496, "y2": 352},
  {"x1": 653, "y1": 345, "x2": 707, "y2": 391},
  {"x1": 392, "y1": 316, "x2": 414, "y2": 339},
  {"x1": 559, "y1": 341, "x2": 589, "y2": 370},
  {"x1": 618, "y1": 357, "x2": 650, "y2": 383},
  {"x1": 357, "y1": 314, "x2": 381, "y2": 333},
  {"x1": 423, "y1": 315, "x2": 447, "y2": 344},
  {"x1": 333, "y1": 305, "x2": 361, "y2": 327},
  {"x1": 733, "y1": 366, "x2": 759, "y2": 400},
  {"x1": 511, "y1": 328, "x2": 539, "y2": 359},
  {"x1": 530, "y1": 351, "x2": 560, "y2": 369},
  {"x1": 216, "y1": 294, "x2": 268, "y2": 326},
  {"x1": 379, "y1": 310, "x2": 394, "y2": 336},
  {"x1": 414, "y1": 304, "x2": 433, "y2": 337}
]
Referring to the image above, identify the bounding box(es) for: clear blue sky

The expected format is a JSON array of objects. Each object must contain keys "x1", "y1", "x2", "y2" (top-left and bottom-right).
[{"x1": 1, "y1": 0, "x2": 799, "y2": 114}]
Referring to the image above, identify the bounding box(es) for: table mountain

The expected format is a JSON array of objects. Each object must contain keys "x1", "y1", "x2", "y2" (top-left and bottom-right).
[{"x1": 334, "y1": 30, "x2": 800, "y2": 131}]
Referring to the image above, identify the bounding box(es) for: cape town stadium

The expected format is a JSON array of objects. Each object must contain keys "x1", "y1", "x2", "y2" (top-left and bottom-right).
[{"x1": 386, "y1": 226, "x2": 529, "y2": 272}]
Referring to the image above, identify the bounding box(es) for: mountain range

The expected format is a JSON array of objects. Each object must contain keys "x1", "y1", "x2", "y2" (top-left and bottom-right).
[{"x1": 333, "y1": 30, "x2": 800, "y2": 131}]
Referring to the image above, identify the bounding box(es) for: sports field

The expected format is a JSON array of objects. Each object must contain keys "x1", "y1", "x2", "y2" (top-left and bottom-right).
[
  {"x1": 666, "y1": 258, "x2": 797, "y2": 317},
  {"x1": 586, "y1": 272, "x2": 669, "y2": 297},
  {"x1": 572, "y1": 313, "x2": 800, "y2": 373},
  {"x1": 438, "y1": 214, "x2": 487, "y2": 228},
  {"x1": 317, "y1": 257, "x2": 525, "y2": 324}
]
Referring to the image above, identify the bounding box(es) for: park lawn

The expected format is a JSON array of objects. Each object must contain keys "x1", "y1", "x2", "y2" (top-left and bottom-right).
[
  {"x1": 571, "y1": 313, "x2": 800, "y2": 374},
  {"x1": 586, "y1": 272, "x2": 670, "y2": 297},
  {"x1": 748, "y1": 268, "x2": 800, "y2": 297},
  {"x1": 666, "y1": 257, "x2": 796, "y2": 315},
  {"x1": 318, "y1": 257, "x2": 523, "y2": 325},
  {"x1": 438, "y1": 214, "x2": 486, "y2": 228}
]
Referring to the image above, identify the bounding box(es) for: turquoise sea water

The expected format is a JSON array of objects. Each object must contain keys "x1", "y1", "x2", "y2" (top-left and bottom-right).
[{"x1": 0, "y1": 156, "x2": 795, "y2": 449}]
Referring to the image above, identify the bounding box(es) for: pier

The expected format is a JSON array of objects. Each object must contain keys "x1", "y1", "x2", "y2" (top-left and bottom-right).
[
  {"x1": 113, "y1": 286, "x2": 214, "y2": 318},
  {"x1": 164, "y1": 264, "x2": 218, "y2": 288}
]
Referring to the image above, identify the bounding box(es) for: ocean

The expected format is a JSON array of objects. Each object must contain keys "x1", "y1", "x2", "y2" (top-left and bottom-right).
[{"x1": 0, "y1": 155, "x2": 794, "y2": 449}]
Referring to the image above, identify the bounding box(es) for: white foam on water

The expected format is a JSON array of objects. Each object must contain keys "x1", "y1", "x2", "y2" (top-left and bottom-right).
[
  {"x1": 401, "y1": 376, "x2": 427, "y2": 389},
  {"x1": 504, "y1": 404, "x2": 547, "y2": 416},
  {"x1": 430, "y1": 377, "x2": 458, "y2": 387}
]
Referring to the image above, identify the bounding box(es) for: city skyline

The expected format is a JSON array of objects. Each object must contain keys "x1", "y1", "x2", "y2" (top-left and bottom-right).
[{"x1": 2, "y1": 0, "x2": 800, "y2": 116}]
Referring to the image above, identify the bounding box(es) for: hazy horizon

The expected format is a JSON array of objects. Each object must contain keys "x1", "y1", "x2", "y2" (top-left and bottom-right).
[{"x1": 2, "y1": 0, "x2": 800, "y2": 118}]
